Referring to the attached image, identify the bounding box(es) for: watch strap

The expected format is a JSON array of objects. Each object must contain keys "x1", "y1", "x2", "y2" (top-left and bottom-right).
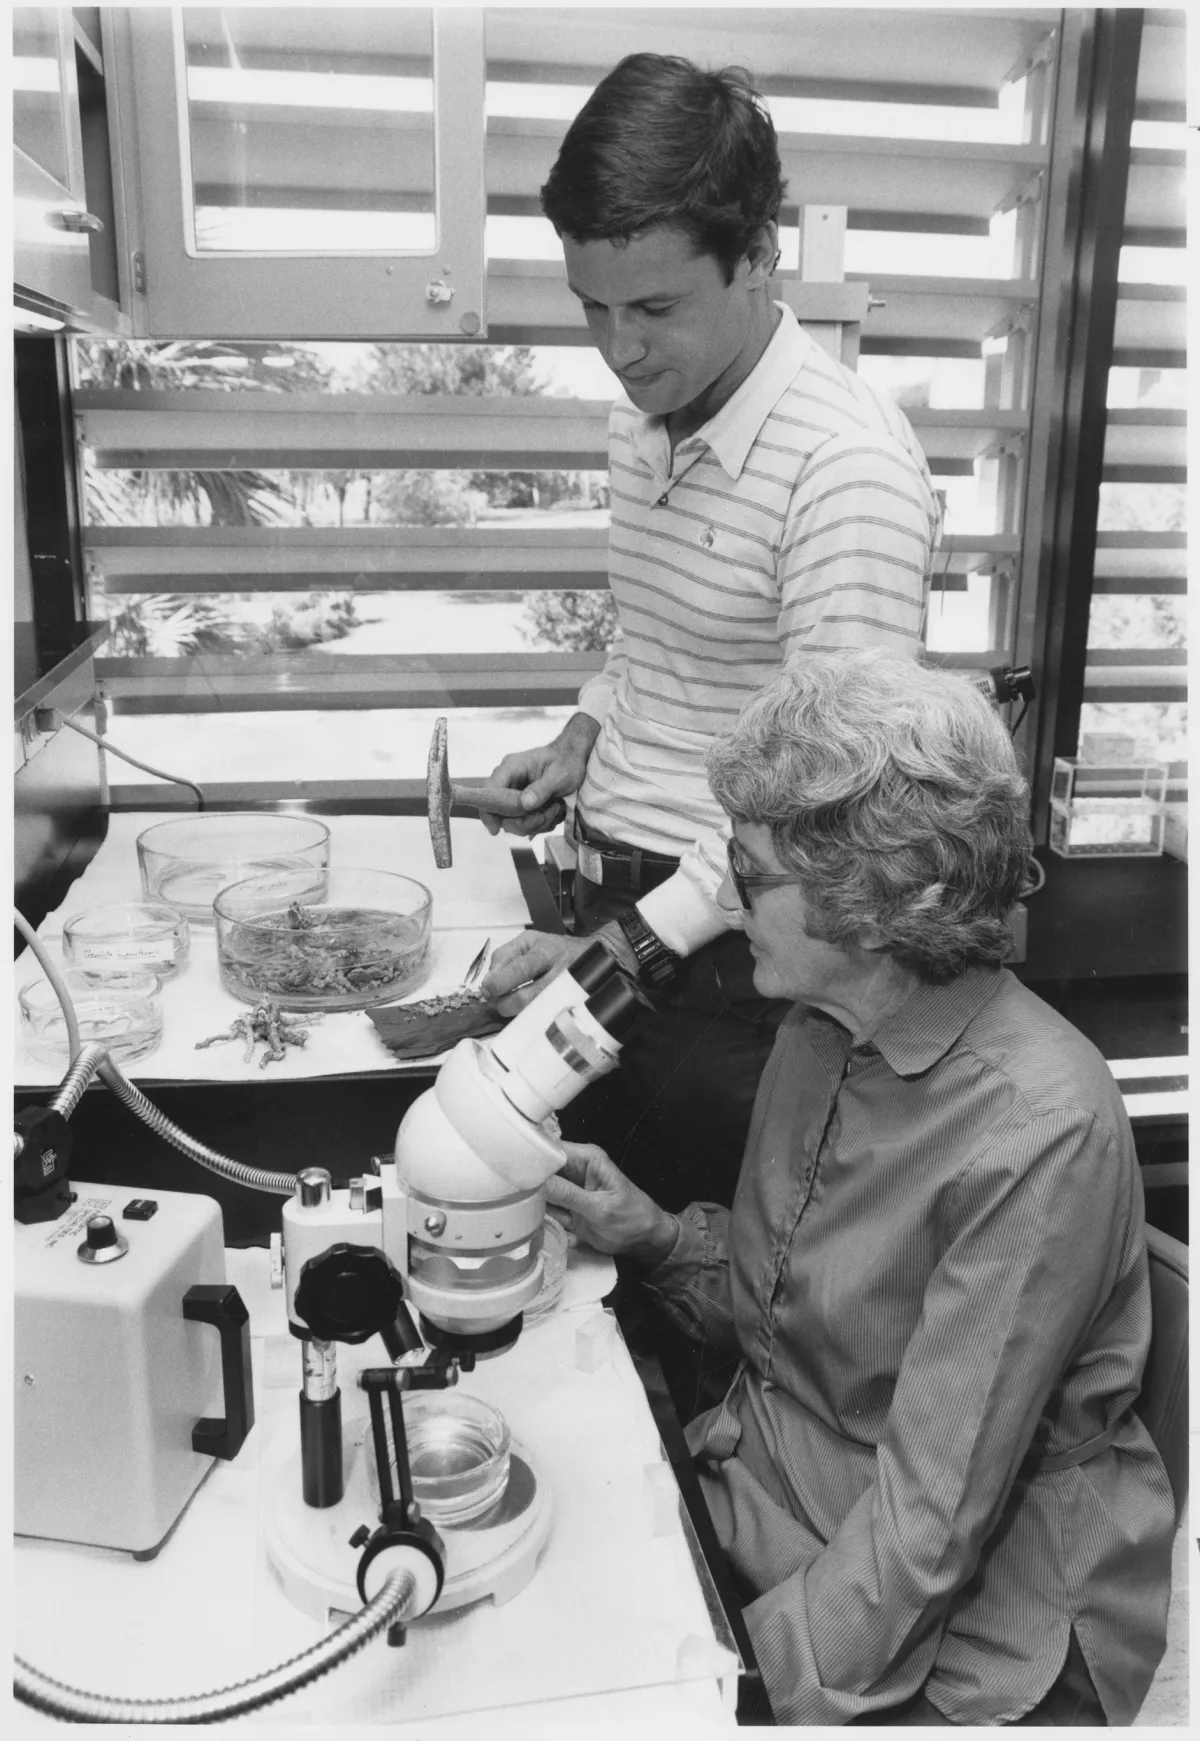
[{"x1": 615, "y1": 907, "x2": 682, "y2": 992}]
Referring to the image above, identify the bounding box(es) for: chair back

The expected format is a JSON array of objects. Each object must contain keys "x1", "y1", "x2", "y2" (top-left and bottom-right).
[{"x1": 1137, "y1": 1223, "x2": 1189, "y2": 1524}]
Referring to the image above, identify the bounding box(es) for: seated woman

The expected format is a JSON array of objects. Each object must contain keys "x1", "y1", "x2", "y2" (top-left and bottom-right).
[{"x1": 547, "y1": 649, "x2": 1174, "y2": 1726}]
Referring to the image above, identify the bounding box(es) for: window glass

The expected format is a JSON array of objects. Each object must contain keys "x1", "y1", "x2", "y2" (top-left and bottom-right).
[
  {"x1": 1088, "y1": 596, "x2": 1186, "y2": 651},
  {"x1": 1078, "y1": 703, "x2": 1188, "y2": 768},
  {"x1": 12, "y1": 7, "x2": 68, "y2": 184},
  {"x1": 99, "y1": 706, "x2": 578, "y2": 790},
  {"x1": 1107, "y1": 367, "x2": 1187, "y2": 410},
  {"x1": 857, "y1": 355, "x2": 986, "y2": 411},
  {"x1": 180, "y1": 7, "x2": 436, "y2": 253},
  {"x1": 1097, "y1": 483, "x2": 1187, "y2": 532}
]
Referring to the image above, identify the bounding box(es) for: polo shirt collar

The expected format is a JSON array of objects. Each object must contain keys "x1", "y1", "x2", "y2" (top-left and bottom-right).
[
  {"x1": 867, "y1": 965, "x2": 1008, "y2": 1077},
  {"x1": 627, "y1": 302, "x2": 815, "y2": 481}
]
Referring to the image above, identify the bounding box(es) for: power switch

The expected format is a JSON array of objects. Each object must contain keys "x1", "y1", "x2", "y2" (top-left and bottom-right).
[{"x1": 123, "y1": 1199, "x2": 159, "y2": 1221}]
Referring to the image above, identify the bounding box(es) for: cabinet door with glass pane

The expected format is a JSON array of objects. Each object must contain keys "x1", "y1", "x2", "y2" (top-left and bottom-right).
[
  {"x1": 111, "y1": 7, "x2": 486, "y2": 339},
  {"x1": 13, "y1": 6, "x2": 94, "y2": 312}
]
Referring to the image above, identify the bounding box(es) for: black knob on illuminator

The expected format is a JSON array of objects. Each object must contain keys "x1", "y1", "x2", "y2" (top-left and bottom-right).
[{"x1": 86, "y1": 1216, "x2": 119, "y2": 1250}]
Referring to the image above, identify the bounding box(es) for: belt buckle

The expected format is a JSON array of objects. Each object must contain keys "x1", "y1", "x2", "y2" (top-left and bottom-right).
[{"x1": 576, "y1": 841, "x2": 604, "y2": 885}]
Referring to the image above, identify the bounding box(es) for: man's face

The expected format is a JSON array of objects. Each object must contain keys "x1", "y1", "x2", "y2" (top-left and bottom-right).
[{"x1": 562, "y1": 224, "x2": 771, "y2": 421}]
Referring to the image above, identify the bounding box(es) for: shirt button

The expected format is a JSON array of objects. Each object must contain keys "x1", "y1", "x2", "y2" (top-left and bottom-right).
[{"x1": 655, "y1": 494, "x2": 669, "y2": 507}]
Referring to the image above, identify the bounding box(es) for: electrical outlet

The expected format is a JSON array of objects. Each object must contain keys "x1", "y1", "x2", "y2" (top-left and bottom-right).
[{"x1": 15, "y1": 707, "x2": 62, "y2": 772}]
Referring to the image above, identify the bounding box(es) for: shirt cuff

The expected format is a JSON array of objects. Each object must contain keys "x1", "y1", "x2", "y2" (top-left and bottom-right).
[
  {"x1": 642, "y1": 1205, "x2": 708, "y2": 1292},
  {"x1": 637, "y1": 867, "x2": 737, "y2": 958}
]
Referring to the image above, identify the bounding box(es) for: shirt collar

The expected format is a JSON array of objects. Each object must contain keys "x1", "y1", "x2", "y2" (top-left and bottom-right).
[
  {"x1": 866, "y1": 966, "x2": 1008, "y2": 1078},
  {"x1": 627, "y1": 301, "x2": 815, "y2": 481}
]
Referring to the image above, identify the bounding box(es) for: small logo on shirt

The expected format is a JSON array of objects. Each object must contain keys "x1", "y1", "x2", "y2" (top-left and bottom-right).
[{"x1": 699, "y1": 524, "x2": 716, "y2": 550}]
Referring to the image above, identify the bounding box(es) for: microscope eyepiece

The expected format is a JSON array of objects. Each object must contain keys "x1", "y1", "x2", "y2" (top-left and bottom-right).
[
  {"x1": 584, "y1": 974, "x2": 641, "y2": 1043},
  {"x1": 569, "y1": 939, "x2": 622, "y2": 995}
]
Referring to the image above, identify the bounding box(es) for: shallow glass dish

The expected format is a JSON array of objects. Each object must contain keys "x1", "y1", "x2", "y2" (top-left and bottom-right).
[
  {"x1": 401, "y1": 1393, "x2": 512, "y2": 1525},
  {"x1": 213, "y1": 865, "x2": 433, "y2": 1011},
  {"x1": 19, "y1": 970, "x2": 163, "y2": 1069},
  {"x1": 523, "y1": 1214, "x2": 571, "y2": 1325},
  {"x1": 63, "y1": 901, "x2": 190, "y2": 985},
  {"x1": 136, "y1": 812, "x2": 331, "y2": 925}
]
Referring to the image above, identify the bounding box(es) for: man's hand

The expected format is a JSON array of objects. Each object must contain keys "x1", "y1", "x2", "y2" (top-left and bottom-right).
[
  {"x1": 546, "y1": 1144, "x2": 679, "y2": 1264},
  {"x1": 478, "y1": 712, "x2": 600, "y2": 839},
  {"x1": 481, "y1": 923, "x2": 637, "y2": 1016}
]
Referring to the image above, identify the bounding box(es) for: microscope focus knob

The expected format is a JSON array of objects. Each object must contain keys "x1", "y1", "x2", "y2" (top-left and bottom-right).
[{"x1": 294, "y1": 1243, "x2": 404, "y2": 1344}]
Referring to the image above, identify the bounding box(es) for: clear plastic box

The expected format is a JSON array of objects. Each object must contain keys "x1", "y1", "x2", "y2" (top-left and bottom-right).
[{"x1": 1049, "y1": 758, "x2": 1167, "y2": 858}]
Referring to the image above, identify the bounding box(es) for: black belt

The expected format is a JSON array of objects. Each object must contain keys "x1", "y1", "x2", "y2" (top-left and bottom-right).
[{"x1": 572, "y1": 814, "x2": 680, "y2": 896}]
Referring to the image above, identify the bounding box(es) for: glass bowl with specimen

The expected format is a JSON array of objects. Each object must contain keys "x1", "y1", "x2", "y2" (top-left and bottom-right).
[{"x1": 214, "y1": 865, "x2": 433, "y2": 1011}]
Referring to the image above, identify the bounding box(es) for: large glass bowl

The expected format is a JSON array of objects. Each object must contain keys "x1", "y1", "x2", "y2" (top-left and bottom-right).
[
  {"x1": 137, "y1": 812, "x2": 331, "y2": 926},
  {"x1": 213, "y1": 865, "x2": 433, "y2": 1011}
]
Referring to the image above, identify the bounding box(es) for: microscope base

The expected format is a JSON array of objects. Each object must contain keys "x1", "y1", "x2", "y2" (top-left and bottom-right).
[{"x1": 264, "y1": 1431, "x2": 552, "y2": 1623}]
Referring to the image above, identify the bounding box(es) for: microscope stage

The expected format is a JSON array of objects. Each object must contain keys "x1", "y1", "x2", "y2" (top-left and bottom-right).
[{"x1": 264, "y1": 1429, "x2": 552, "y2": 1623}]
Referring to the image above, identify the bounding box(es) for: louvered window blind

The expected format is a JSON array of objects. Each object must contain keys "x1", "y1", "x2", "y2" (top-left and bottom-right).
[{"x1": 71, "y1": 7, "x2": 1153, "y2": 807}]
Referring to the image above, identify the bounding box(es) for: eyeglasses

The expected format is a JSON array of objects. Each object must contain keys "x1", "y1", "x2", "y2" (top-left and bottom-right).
[{"x1": 725, "y1": 837, "x2": 809, "y2": 911}]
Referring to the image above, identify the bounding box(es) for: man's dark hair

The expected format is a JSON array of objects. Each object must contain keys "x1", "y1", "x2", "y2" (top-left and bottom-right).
[{"x1": 541, "y1": 54, "x2": 787, "y2": 281}]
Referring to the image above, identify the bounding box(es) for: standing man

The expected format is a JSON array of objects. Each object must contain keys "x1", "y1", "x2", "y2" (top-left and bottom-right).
[{"x1": 482, "y1": 53, "x2": 939, "y2": 1210}]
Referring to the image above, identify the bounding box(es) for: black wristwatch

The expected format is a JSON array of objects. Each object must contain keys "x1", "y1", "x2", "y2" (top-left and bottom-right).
[{"x1": 615, "y1": 907, "x2": 682, "y2": 994}]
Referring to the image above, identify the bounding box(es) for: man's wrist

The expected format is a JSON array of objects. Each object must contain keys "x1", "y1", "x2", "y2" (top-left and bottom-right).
[{"x1": 556, "y1": 711, "x2": 601, "y2": 763}]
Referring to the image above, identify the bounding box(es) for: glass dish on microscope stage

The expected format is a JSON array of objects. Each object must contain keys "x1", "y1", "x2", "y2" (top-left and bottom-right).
[
  {"x1": 523, "y1": 1214, "x2": 571, "y2": 1325},
  {"x1": 400, "y1": 1393, "x2": 512, "y2": 1525},
  {"x1": 136, "y1": 812, "x2": 331, "y2": 925},
  {"x1": 213, "y1": 865, "x2": 432, "y2": 1011},
  {"x1": 19, "y1": 970, "x2": 163, "y2": 1068},
  {"x1": 63, "y1": 902, "x2": 190, "y2": 985}
]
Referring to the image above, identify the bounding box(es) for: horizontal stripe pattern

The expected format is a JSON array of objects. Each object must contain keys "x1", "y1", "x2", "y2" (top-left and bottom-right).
[
  {"x1": 577, "y1": 308, "x2": 938, "y2": 873},
  {"x1": 645, "y1": 969, "x2": 1175, "y2": 1725}
]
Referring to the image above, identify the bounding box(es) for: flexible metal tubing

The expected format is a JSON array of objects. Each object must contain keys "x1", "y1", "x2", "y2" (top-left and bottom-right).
[
  {"x1": 12, "y1": 1569, "x2": 415, "y2": 1723},
  {"x1": 14, "y1": 907, "x2": 296, "y2": 1195}
]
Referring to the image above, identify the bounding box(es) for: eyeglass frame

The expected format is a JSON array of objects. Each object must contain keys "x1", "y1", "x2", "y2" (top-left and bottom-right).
[{"x1": 724, "y1": 836, "x2": 810, "y2": 911}]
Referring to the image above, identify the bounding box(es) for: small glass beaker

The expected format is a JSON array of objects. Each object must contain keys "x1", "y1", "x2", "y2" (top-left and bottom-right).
[{"x1": 399, "y1": 1392, "x2": 512, "y2": 1525}]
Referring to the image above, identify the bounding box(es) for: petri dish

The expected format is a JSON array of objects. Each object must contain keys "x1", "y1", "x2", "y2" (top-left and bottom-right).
[
  {"x1": 523, "y1": 1215, "x2": 571, "y2": 1325},
  {"x1": 400, "y1": 1392, "x2": 512, "y2": 1525},
  {"x1": 136, "y1": 812, "x2": 331, "y2": 925},
  {"x1": 63, "y1": 901, "x2": 190, "y2": 985},
  {"x1": 214, "y1": 865, "x2": 432, "y2": 1011},
  {"x1": 19, "y1": 970, "x2": 163, "y2": 1069}
]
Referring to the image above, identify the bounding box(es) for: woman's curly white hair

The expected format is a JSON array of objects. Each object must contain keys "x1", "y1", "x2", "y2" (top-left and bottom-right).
[{"x1": 706, "y1": 649, "x2": 1033, "y2": 984}]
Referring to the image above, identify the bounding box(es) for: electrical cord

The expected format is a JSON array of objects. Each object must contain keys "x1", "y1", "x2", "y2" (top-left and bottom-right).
[
  {"x1": 52, "y1": 712, "x2": 206, "y2": 808},
  {"x1": 14, "y1": 908, "x2": 296, "y2": 1197},
  {"x1": 1008, "y1": 699, "x2": 1031, "y2": 738}
]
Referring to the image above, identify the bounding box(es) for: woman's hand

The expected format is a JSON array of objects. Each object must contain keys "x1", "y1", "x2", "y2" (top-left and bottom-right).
[
  {"x1": 545, "y1": 1143, "x2": 679, "y2": 1264},
  {"x1": 480, "y1": 925, "x2": 637, "y2": 1016}
]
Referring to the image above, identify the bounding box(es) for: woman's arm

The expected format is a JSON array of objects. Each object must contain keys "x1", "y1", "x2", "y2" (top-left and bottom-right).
[{"x1": 550, "y1": 1143, "x2": 742, "y2": 1355}]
